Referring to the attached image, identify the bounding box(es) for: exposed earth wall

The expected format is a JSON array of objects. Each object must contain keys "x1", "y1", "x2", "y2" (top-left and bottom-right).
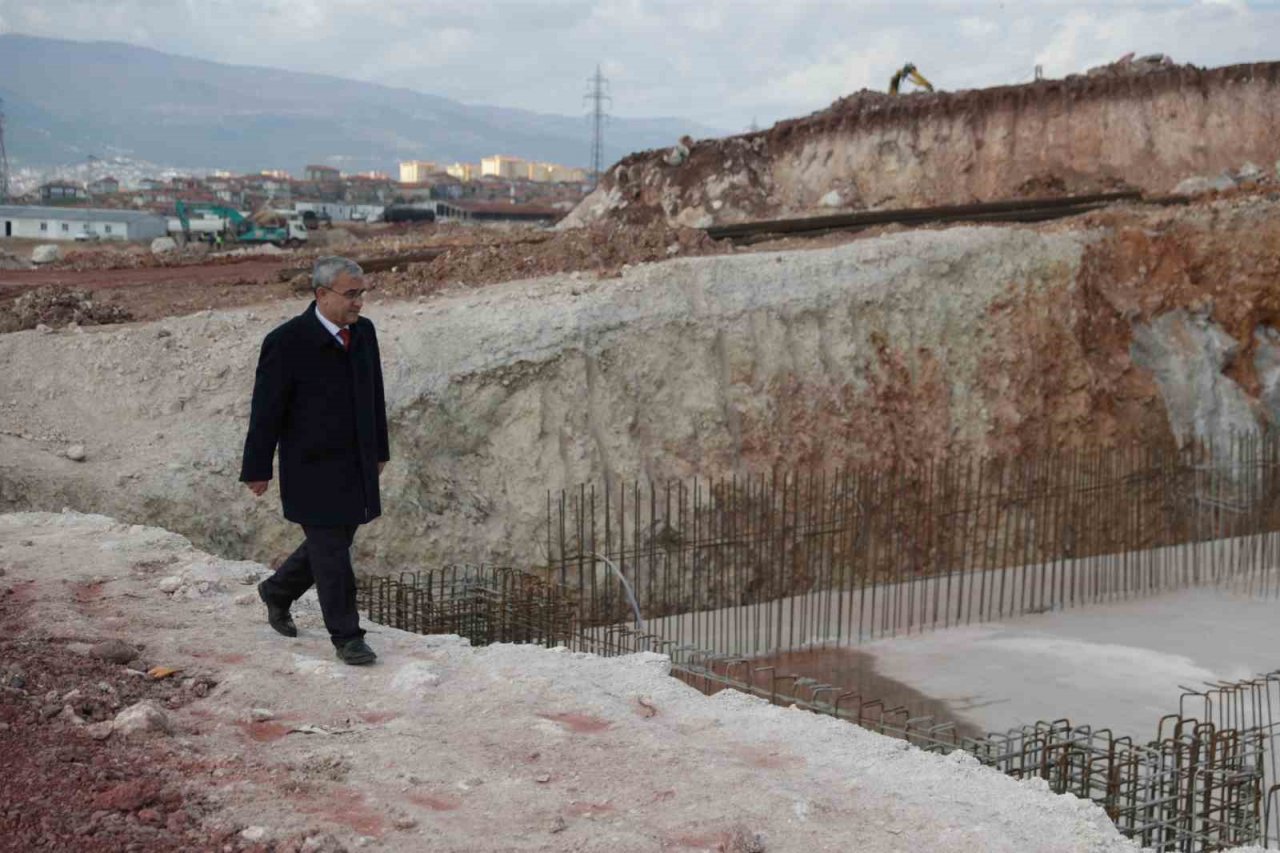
[
  {"x1": 3, "y1": 200, "x2": 1280, "y2": 572},
  {"x1": 563, "y1": 63, "x2": 1280, "y2": 229}
]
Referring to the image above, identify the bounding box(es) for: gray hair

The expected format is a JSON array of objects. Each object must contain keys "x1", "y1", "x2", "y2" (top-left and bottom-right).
[{"x1": 312, "y1": 256, "x2": 364, "y2": 291}]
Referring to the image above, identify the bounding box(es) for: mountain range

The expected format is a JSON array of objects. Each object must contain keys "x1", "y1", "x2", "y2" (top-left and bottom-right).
[{"x1": 0, "y1": 34, "x2": 723, "y2": 175}]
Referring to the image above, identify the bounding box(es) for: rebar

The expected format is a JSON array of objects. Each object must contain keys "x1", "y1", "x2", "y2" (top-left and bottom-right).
[
  {"x1": 356, "y1": 564, "x2": 577, "y2": 649},
  {"x1": 547, "y1": 432, "x2": 1280, "y2": 657},
  {"x1": 361, "y1": 431, "x2": 1280, "y2": 852}
]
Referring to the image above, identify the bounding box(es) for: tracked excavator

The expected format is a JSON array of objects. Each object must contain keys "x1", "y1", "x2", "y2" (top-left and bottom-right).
[{"x1": 888, "y1": 62, "x2": 934, "y2": 95}]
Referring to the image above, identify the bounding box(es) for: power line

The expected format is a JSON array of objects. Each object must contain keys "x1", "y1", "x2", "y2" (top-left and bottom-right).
[
  {"x1": 0, "y1": 97, "x2": 9, "y2": 203},
  {"x1": 583, "y1": 65, "x2": 611, "y2": 190}
]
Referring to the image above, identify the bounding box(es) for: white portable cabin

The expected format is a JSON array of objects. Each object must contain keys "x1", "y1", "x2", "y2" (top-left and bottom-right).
[{"x1": 0, "y1": 205, "x2": 168, "y2": 242}]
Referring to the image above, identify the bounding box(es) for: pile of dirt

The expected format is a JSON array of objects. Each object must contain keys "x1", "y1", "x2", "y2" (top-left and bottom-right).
[
  {"x1": 372, "y1": 221, "x2": 729, "y2": 298},
  {"x1": 55, "y1": 246, "x2": 159, "y2": 271},
  {"x1": 0, "y1": 286, "x2": 134, "y2": 333},
  {"x1": 305, "y1": 228, "x2": 357, "y2": 251},
  {"x1": 54, "y1": 243, "x2": 220, "y2": 272},
  {"x1": 777, "y1": 57, "x2": 1209, "y2": 142},
  {"x1": 1085, "y1": 52, "x2": 1187, "y2": 78},
  {"x1": 350, "y1": 222, "x2": 540, "y2": 258},
  {"x1": 333, "y1": 227, "x2": 474, "y2": 263}
]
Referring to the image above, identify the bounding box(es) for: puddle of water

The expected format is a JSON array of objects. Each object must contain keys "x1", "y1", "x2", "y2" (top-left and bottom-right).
[{"x1": 728, "y1": 646, "x2": 983, "y2": 741}]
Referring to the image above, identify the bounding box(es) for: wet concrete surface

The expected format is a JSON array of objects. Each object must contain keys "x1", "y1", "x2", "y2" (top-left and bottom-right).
[
  {"x1": 858, "y1": 587, "x2": 1280, "y2": 741},
  {"x1": 722, "y1": 646, "x2": 986, "y2": 741}
]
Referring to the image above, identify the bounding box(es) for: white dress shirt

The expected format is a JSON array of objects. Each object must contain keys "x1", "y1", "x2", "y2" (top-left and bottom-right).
[{"x1": 314, "y1": 304, "x2": 350, "y2": 348}]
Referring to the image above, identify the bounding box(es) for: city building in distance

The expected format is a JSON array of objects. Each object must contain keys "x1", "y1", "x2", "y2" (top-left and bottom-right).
[
  {"x1": 399, "y1": 161, "x2": 438, "y2": 183},
  {"x1": 446, "y1": 162, "x2": 478, "y2": 181},
  {"x1": 408, "y1": 157, "x2": 586, "y2": 185}
]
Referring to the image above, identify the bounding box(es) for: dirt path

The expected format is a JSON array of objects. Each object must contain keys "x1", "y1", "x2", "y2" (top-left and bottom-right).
[
  {"x1": 0, "y1": 259, "x2": 297, "y2": 324},
  {"x1": 0, "y1": 219, "x2": 730, "y2": 329},
  {"x1": 0, "y1": 258, "x2": 289, "y2": 291},
  {"x1": 0, "y1": 511, "x2": 1144, "y2": 852}
]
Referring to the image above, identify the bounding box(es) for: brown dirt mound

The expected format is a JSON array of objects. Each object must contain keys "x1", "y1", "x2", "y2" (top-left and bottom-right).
[
  {"x1": 771, "y1": 60, "x2": 1239, "y2": 142},
  {"x1": 372, "y1": 221, "x2": 729, "y2": 298},
  {"x1": 0, "y1": 286, "x2": 134, "y2": 333}
]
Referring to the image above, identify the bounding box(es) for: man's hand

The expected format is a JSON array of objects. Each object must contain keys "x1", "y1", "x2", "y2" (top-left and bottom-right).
[
  {"x1": 378, "y1": 462, "x2": 386, "y2": 475},
  {"x1": 245, "y1": 480, "x2": 270, "y2": 496}
]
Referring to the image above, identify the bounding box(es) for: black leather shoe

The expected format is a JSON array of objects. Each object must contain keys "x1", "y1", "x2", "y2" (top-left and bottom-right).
[
  {"x1": 335, "y1": 638, "x2": 377, "y2": 666},
  {"x1": 257, "y1": 581, "x2": 297, "y2": 638}
]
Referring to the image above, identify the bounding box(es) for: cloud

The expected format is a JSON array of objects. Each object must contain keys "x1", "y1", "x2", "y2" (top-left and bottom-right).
[
  {"x1": 1034, "y1": 12, "x2": 1102, "y2": 77},
  {"x1": 750, "y1": 39, "x2": 907, "y2": 114},
  {"x1": 959, "y1": 17, "x2": 998, "y2": 38},
  {"x1": 0, "y1": 0, "x2": 1278, "y2": 130},
  {"x1": 1199, "y1": 0, "x2": 1248, "y2": 11}
]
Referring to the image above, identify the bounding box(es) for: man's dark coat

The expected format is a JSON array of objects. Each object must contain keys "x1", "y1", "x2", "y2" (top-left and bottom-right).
[{"x1": 240, "y1": 302, "x2": 390, "y2": 526}]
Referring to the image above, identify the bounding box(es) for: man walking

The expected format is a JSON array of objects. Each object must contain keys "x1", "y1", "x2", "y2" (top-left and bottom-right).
[{"x1": 240, "y1": 256, "x2": 389, "y2": 665}]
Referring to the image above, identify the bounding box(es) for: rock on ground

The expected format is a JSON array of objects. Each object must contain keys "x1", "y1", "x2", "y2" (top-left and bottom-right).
[
  {"x1": 1173, "y1": 174, "x2": 1237, "y2": 195},
  {"x1": 88, "y1": 638, "x2": 138, "y2": 664},
  {"x1": 31, "y1": 244, "x2": 62, "y2": 264},
  {"x1": 112, "y1": 700, "x2": 173, "y2": 738},
  {"x1": 150, "y1": 237, "x2": 179, "y2": 256}
]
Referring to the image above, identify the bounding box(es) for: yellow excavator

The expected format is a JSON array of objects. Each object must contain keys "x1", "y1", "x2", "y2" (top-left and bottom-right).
[{"x1": 888, "y1": 62, "x2": 934, "y2": 95}]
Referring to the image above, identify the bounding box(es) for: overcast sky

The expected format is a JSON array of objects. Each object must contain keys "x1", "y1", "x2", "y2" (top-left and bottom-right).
[{"x1": 1, "y1": 0, "x2": 1276, "y2": 131}]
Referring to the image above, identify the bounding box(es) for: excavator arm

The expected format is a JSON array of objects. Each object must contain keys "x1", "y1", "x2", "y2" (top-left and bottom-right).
[
  {"x1": 907, "y1": 67, "x2": 933, "y2": 92},
  {"x1": 888, "y1": 63, "x2": 934, "y2": 95}
]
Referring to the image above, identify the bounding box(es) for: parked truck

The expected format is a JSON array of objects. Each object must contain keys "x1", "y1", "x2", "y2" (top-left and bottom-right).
[{"x1": 174, "y1": 201, "x2": 308, "y2": 247}]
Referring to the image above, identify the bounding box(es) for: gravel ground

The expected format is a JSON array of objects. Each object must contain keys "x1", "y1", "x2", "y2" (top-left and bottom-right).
[{"x1": 0, "y1": 580, "x2": 223, "y2": 851}]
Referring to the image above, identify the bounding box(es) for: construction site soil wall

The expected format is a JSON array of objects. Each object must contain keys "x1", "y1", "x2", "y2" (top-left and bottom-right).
[
  {"x1": 564, "y1": 63, "x2": 1280, "y2": 229},
  {"x1": 2, "y1": 199, "x2": 1280, "y2": 573}
]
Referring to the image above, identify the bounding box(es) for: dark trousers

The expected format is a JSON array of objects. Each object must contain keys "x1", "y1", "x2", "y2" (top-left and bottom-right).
[{"x1": 261, "y1": 524, "x2": 365, "y2": 647}]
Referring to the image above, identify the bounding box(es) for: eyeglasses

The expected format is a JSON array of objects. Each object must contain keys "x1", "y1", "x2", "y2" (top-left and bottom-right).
[{"x1": 319, "y1": 285, "x2": 372, "y2": 301}]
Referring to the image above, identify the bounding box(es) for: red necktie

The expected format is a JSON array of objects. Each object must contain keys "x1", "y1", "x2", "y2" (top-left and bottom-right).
[{"x1": 338, "y1": 328, "x2": 351, "y2": 351}]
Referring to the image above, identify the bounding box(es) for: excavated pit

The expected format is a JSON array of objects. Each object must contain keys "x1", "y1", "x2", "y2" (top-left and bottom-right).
[
  {"x1": 5, "y1": 49, "x2": 1280, "y2": 853},
  {"x1": 6, "y1": 198, "x2": 1280, "y2": 578}
]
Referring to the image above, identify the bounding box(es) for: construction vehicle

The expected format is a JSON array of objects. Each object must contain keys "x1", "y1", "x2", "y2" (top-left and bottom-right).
[
  {"x1": 888, "y1": 63, "x2": 934, "y2": 95},
  {"x1": 383, "y1": 205, "x2": 436, "y2": 224},
  {"x1": 174, "y1": 200, "x2": 308, "y2": 247},
  {"x1": 300, "y1": 209, "x2": 332, "y2": 230}
]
